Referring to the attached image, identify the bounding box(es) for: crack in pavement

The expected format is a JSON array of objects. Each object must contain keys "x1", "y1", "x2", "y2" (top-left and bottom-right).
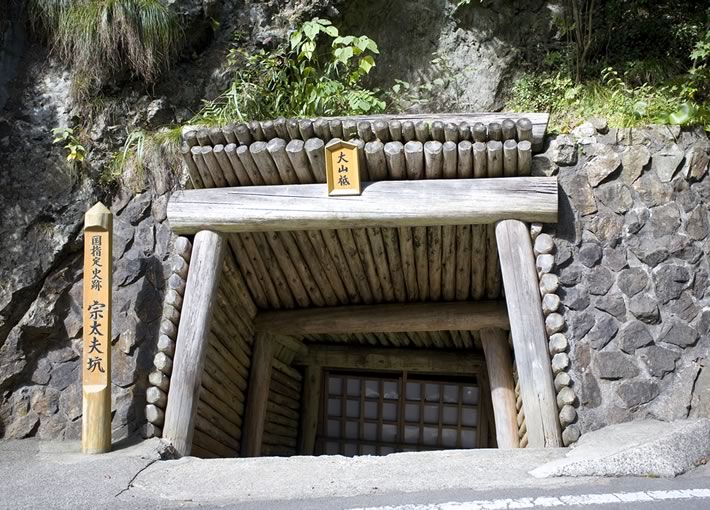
[
  {"x1": 114, "y1": 442, "x2": 179, "y2": 498},
  {"x1": 114, "y1": 457, "x2": 160, "y2": 498}
]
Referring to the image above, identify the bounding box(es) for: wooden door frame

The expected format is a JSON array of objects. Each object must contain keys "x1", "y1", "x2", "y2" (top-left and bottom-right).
[{"x1": 163, "y1": 178, "x2": 562, "y2": 456}]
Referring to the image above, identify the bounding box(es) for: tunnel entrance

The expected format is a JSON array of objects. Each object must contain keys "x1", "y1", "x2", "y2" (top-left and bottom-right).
[{"x1": 153, "y1": 113, "x2": 562, "y2": 458}]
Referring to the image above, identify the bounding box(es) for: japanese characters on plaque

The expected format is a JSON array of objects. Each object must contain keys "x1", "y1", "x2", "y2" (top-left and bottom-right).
[
  {"x1": 83, "y1": 204, "x2": 112, "y2": 387},
  {"x1": 325, "y1": 140, "x2": 361, "y2": 196}
]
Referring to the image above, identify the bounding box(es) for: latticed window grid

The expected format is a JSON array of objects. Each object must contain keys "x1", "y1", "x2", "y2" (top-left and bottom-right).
[{"x1": 317, "y1": 371, "x2": 485, "y2": 456}]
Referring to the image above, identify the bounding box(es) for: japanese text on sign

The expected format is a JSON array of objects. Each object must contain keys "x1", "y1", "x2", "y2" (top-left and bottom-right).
[
  {"x1": 83, "y1": 228, "x2": 111, "y2": 386},
  {"x1": 81, "y1": 202, "x2": 112, "y2": 454},
  {"x1": 325, "y1": 141, "x2": 361, "y2": 196}
]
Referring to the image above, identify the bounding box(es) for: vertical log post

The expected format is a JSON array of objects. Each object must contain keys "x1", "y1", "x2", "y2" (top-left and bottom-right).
[
  {"x1": 480, "y1": 328, "x2": 519, "y2": 449},
  {"x1": 242, "y1": 333, "x2": 276, "y2": 457},
  {"x1": 495, "y1": 220, "x2": 561, "y2": 447},
  {"x1": 82, "y1": 203, "x2": 113, "y2": 454},
  {"x1": 163, "y1": 230, "x2": 225, "y2": 456},
  {"x1": 298, "y1": 365, "x2": 323, "y2": 455}
]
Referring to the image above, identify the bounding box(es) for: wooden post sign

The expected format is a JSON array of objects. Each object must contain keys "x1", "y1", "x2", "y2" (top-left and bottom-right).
[
  {"x1": 82, "y1": 202, "x2": 113, "y2": 454},
  {"x1": 325, "y1": 140, "x2": 361, "y2": 196}
]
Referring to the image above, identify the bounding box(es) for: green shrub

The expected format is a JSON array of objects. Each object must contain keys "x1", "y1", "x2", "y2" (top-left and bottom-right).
[
  {"x1": 192, "y1": 18, "x2": 385, "y2": 124},
  {"x1": 508, "y1": 10, "x2": 710, "y2": 132},
  {"x1": 29, "y1": 0, "x2": 182, "y2": 98},
  {"x1": 507, "y1": 69, "x2": 688, "y2": 132},
  {"x1": 106, "y1": 19, "x2": 391, "y2": 188}
]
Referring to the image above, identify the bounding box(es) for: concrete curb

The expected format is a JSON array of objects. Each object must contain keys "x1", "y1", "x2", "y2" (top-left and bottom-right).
[{"x1": 530, "y1": 419, "x2": 710, "y2": 479}]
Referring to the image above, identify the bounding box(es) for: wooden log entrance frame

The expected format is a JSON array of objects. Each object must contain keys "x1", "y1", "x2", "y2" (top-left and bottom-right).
[{"x1": 164, "y1": 175, "x2": 562, "y2": 456}]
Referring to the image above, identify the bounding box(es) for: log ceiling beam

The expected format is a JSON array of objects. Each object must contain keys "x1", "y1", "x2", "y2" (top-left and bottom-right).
[
  {"x1": 293, "y1": 345, "x2": 485, "y2": 374},
  {"x1": 255, "y1": 301, "x2": 509, "y2": 336},
  {"x1": 167, "y1": 177, "x2": 558, "y2": 234}
]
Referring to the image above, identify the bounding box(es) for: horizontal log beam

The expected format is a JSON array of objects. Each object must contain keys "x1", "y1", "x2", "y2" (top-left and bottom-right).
[
  {"x1": 294, "y1": 345, "x2": 485, "y2": 374},
  {"x1": 255, "y1": 301, "x2": 508, "y2": 335},
  {"x1": 167, "y1": 177, "x2": 558, "y2": 234}
]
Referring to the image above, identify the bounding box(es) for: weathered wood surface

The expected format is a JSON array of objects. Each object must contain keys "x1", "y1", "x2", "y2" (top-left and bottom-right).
[
  {"x1": 255, "y1": 301, "x2": 508, "y2": 335},
  {"x1": 264, "y1": 364, "x2": 302, "y2": 455},
  {"x1": 186, "y1": 126, "x2": 547, "y2": 190},
  {"x1": 180, "y1": 144, "x2": 203, "y2": 189},
  {"x1": 517, "y1": 141, "x2": 532, "y2": 176},
  {"x1": 297, "y1": 365, "x2": 321, "y2": 456},
  {"x1": 495, "y1": 219, "x2": 561, "y2": 448},
  {"x1": 146, "y1": 404, "x2": 165, "y2": 426},
  {"x1": 258, "y1": 120, "x2": 274, "y2": 140},
  {"x1": 487, "y1": 122, "x2": 502, "y2": 142},
  {"x1": 168, "y1": 177, "x2": 558, "y2": 233},
  {"x1": 242, "y1": 334, "x2": 276, "y2": 457},
  {"x1": 153, "y1": 352, "x2": 173, "y2": 375},
  {"x1": 295, "y1": 346, "x2": 485, "y2": 374},
  {"x1": 481, "y1": 328, "x2": 519, "y2": 449},
  {"x1": 146, "y1": 386, "x2": 168, "y2": 408},
  {"x1": 297, "y1": 329, "x2": 481, "y2": 350},
  {"x1": 296, "y1": 113, "x2": 547, "y2": 149},
  {"x1": 163, "y1": 230, "x2": 225, "y2": 456},
  {"x1": 187, "y1": 114, "x2": 547, "y2": 150},
  {"x1": 82, "y1": 203, "x2": 112, "y2": 454},
  {"x1": 149, "y1": 370, "x2": 170, "y2": 392}
]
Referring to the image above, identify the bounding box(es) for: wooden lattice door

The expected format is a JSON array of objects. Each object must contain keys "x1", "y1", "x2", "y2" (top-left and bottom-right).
[{"x1": 316, "y1": 370, "x2": 491, "y2": 456}]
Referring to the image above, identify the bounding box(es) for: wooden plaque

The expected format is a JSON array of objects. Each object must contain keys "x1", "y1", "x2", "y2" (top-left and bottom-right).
[
  {"x1": 325, "y1": 140, "x2": 361, "y2": 196},
  {"x1": 82, "y1": 202, "x2": 113, "y2": 454}
]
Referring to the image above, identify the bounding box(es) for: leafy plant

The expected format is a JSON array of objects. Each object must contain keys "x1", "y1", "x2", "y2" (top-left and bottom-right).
[
  {"x1": 51, "y1": 127, "x2": 86, "y2": 162},
  {"x1": 28, "y1": 0, "x2": 182, "y2": 98},
  {"x1": 193, "y1": 18, "x2": 385, "y2": 124},
  {"x1": 661, "y1": 14, "x2": 710, "y2": 129}
]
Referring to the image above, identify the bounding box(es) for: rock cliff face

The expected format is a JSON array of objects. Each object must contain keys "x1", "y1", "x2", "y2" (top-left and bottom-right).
[{"x1": 339, "y1": 0, "x2": 557, "y2": 111}]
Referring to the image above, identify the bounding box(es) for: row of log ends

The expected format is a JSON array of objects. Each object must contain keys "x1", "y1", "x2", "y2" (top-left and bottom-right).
[
  {"x1": 180, "y1": 136, "x2": 534, "y2": 190},
  {"x1": 190, "y1": 243, "x2": 259, "y2": 459},
  {"x1": 145, "y1": 236, "x2": 193, "y2": 439},
  {"x1": 184, "y1": 117, "x2": 535, "y2": 148}
]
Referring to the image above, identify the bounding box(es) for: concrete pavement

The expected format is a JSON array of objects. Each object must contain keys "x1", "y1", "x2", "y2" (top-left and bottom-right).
[
  {"x1": 2, "y1": 419, "x2": 710, "y2": 509},
  {"x1": 531, "y1": 419, "x2": 710, "y2": 478},
  {"x1": 0, "y1": 437, "x2": 175, "y2": 510}
]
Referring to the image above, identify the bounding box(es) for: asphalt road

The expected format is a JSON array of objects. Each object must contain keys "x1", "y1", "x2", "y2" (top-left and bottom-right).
[{"x1": 222, "y1": 472, "x2": 710, "y2": 510}]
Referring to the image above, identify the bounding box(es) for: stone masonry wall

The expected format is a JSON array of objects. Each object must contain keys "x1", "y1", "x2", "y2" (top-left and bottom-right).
[{"x1": 540, "y1": 122, "x2": 710, "y2": 436}]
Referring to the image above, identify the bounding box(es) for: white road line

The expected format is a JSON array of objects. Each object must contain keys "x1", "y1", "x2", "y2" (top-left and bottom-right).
[{"x1": 349, "y1": 488, "x2": 710, "y2": 510}]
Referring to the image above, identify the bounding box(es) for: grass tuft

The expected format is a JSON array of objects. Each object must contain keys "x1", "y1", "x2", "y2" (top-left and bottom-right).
[{"x1": 29, "y1": 0, "x2": 182, "y2": 98}]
